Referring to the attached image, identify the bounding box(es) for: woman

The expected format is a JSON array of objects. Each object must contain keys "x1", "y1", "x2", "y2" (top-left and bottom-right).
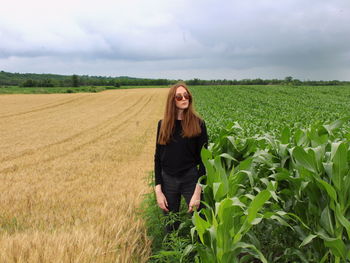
[{"x1": 154, "y1": 82, "x2": 208, "y2": 231}]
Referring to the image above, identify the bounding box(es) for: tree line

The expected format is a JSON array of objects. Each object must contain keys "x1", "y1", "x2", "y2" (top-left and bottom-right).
[{"x1": 0, "y1": 71, "x2": 349, "y2": 87}]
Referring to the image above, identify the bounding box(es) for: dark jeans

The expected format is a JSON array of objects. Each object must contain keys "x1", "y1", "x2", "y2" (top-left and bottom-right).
[{"x1": 161, "y1": 166, "x2": 203, "y2": 232}]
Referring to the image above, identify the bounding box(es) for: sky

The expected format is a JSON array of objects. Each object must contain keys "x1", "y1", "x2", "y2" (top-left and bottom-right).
[{"x1": 0, "y1": 0, "x2": 349, "y2": 80}]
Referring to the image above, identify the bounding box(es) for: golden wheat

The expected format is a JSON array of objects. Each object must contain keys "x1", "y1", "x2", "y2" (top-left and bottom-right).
[{"x1": 0, "y1": 88, "x2": 168, "y2": 263}]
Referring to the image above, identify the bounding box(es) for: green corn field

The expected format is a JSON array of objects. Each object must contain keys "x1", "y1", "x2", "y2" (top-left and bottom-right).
[{"x1": 186, "y1": 85, "x2": 350, "y2": 263}]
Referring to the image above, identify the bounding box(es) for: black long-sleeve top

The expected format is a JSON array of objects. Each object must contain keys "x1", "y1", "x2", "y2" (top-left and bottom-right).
[{"x1": 154, "y1": 119, "x2": 208, "y2": 186}]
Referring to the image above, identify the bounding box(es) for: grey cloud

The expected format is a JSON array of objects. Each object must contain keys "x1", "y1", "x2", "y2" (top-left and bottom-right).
[{"x1": 0, "y1": 0, "x2": 349, "y2": 79}]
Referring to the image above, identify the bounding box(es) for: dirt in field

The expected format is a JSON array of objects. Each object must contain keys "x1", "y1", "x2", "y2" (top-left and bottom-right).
[{"x1": 0, "y1": 88, "x2": 168, "y2": 263}]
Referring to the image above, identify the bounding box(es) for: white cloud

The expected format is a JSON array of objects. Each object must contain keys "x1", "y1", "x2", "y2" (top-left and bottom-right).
[{"x1": 0, "y1": 0, "x2": 349, "y2": 79}]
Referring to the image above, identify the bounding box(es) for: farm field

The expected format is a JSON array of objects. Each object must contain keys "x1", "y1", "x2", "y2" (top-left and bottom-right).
[
  {"x1": 0, "y1": 88, "x2": 168, "y2": 262},
  {"x1": 1, "y1": 84, "x2": 350, "y2": 262},
  {"x1": 186, "y1": 85, "x2": 350, "y2": 263},
  {"x1": 190, "y1": 85, "x2": 350, "y2": 138}
]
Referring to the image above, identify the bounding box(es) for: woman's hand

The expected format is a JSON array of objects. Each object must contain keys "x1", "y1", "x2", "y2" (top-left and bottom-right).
[
  {"x1": 155, "y1": 185, "x2": 169, "y2": 212},
  {"x1": 188, "y1": 184, "x2": 202, "y2": 213},
  {"x1": 188, "y1": 193, "x2": 201, "y2": 212}
]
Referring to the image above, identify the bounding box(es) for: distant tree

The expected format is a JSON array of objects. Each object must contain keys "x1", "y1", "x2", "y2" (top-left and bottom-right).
[
  {"x1": 188, "y1": 78, "x2": 200, "y2": 85},
  {"x1": 253, "y1": 78, "x2": 264, "y2": 85},
  {"x1": 21, "y1": 79, "x2": 36, "y2": 87},
  {"x1": 72, "y1": 74, "x2": 80, "y2": 87},
  {"x1": 107, "y1": 80, "x2": 115, "y2": 86},
  {"x1": 284, "y1": 76, "x2": 293, "y2": 83},
  {"x1": 40, "y1": 79, "x2": 55, "y2": 87},
  {"x1": 2, "y1": 70, "x2": 350, "y2": 87},
  {"x1": 292, "y1": 79, "x2": 302, "y2": 86}
]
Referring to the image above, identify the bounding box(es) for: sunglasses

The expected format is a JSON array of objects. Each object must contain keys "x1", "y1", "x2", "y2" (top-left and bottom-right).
[{"x1": 175, "y1": 92, "x2": 190, "y2": 101}]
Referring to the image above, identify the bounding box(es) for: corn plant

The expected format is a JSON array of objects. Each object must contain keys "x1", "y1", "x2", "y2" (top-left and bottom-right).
[
  {"x1": 277, "y1": 118, "x2": 350, "y2": 262},
  {"x1": 191, "y1": 118, "x2": 350, "y2": 262},
  {"x1": 191, "y1": 135, "x2": 292, "y2": 262}
]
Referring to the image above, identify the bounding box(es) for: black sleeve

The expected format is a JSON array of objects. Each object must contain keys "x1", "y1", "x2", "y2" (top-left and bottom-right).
[
  {"x1": 197, "y1": 120, "x2": 209, "y2": 178},
  {"x1": 154, "y1": 120, "x2": 162, "y2": 186}
]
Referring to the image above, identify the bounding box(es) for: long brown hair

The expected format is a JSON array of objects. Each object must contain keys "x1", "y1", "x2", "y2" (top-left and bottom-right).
[{"x1": 158, "y1": 82, "x2": 203, "y2": 145}]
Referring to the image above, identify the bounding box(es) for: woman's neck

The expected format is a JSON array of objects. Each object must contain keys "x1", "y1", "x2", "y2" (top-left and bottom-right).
[{"x1": 176, "y1": 110, "x2": 184, "y2": 120}]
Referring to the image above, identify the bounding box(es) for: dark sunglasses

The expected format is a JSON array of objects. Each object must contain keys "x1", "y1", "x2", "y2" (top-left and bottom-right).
[{"x1": 175, "y1": 92, "x2": 190, "y2": 101}]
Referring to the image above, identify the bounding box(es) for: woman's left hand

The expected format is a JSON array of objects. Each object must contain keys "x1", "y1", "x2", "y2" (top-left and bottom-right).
[{"x1": 188, "y1": 193, "x2": 201, "y2": 213}]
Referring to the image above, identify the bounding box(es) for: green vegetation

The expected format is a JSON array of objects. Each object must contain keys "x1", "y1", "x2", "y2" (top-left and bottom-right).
[
  {"x1": 140, "y1": 173, "x2": 197, "y2": 263},
  {"x1": 1, "y1": 70, "x2": 349, "y2": 88},
  {"x1": 193, "y1": 119, "x2": 350, "y2": 262},
  {"x1": 0, "y1": 71, "x2": 172, "y2": 87},
  {"x1": 186, "y1": 76, "x2": 348, "y2": 86},
  {"x1": 190, "y1": 85, "x2": 350, "y2": 140},
  {"x1": 143, "y1": 85, "x2": 350, "y2": 262}
]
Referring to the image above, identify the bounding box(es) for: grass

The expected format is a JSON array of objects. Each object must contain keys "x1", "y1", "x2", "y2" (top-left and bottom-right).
[{"x1": 139, "y1": 172, "x2": 199, "y2": 263}]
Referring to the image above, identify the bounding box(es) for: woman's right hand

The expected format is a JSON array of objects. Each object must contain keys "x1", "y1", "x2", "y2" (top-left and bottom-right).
[{"x1": 155, "y1": 186, "x2": 169, "y2": 212}]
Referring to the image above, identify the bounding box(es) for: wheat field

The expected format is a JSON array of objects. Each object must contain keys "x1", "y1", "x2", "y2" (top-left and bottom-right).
[{"x1": 0, "y1": 88, "x2": 168, "y2": 263}]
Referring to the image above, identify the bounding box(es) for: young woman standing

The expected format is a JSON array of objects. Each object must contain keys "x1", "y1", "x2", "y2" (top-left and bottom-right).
[{"x1": 154, "y1": 82, "x2": 208, "y2": 231}]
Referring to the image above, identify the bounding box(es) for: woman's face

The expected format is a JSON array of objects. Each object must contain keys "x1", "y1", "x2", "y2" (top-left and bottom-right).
[{"x1": 175, "y1": 86, "x2": 190, "y2": 110}]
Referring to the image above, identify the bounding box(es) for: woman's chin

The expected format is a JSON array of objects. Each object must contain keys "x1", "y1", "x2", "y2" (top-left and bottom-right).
[{"x1": 177, "y1": 106, "x2": 188, "y2": 110}]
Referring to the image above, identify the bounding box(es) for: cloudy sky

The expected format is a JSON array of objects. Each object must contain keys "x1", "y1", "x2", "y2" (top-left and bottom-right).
[{"x1": 1, "y1": 0, "x2": 349, "y2": 80}]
